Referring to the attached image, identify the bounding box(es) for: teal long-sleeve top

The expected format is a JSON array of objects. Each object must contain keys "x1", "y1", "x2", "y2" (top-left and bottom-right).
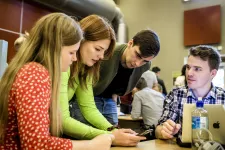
[{"x1": 60, "y1": 70, "x2": 112, "y2": 139}]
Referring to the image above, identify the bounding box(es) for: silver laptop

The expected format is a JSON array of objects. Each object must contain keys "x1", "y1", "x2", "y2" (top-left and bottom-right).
[{"x1": 182, "y1": 104, "x2": 225, "y2": 144}]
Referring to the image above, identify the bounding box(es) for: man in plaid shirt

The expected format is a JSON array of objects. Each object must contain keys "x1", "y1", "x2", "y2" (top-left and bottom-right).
[{"x1": 155, "y1": 45, "x2": 225, "y2": 140}]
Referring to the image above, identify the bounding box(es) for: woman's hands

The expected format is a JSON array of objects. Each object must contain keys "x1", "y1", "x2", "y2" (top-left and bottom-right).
[
  {"x1": 112, "y1": 129, "x2": 146, "y2": 146},
  {"x1": 72, "y1": 128, "x2": 147, "y2": 149}
]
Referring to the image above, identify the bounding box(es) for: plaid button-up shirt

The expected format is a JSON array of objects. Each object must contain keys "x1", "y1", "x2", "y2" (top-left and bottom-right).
[{"x1": 158, "y1": 84, "x2": 225, "y2": 136}]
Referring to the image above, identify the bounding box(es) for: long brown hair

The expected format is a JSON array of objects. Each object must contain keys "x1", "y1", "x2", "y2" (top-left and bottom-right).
[
  {"x1": 69, "y1": 14, "x2": 116, "y2": 89},
  {"x1": 0, "y1": 13, "x2": 83, "y2": 142}
]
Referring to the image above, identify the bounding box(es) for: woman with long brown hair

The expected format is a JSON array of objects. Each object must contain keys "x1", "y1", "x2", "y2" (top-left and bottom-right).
[{"x1": 60, "y1": 14, "x2": 145, "y2": 146}]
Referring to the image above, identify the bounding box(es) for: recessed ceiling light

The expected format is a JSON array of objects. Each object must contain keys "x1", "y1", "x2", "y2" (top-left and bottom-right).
[{"x1": 183, "y1": 0, "x2": 190, "y2": 1}]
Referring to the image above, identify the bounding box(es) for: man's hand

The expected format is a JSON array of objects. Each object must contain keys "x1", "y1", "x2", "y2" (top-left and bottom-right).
[
  {"x1": 112, "y1": 128, "x2": 146, "y2": 146},
  {"x1": 156, "y1": 119, "x2": 181, "y2": 139}
]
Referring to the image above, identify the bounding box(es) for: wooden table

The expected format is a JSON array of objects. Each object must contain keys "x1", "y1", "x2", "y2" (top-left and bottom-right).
[
  {"x1": 118, "y1": 115, "x2": 143, "y2": 131},
  {"x1": 111, "y1": 139, "x2": 191, "y2": 150}
]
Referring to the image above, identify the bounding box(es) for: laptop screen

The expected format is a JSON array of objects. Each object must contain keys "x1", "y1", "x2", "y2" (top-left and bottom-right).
[{"x1": 181, "y1": 104, "x2": 225, "y2": 145}]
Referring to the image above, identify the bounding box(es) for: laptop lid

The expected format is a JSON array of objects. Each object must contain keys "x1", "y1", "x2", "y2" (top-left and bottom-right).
[{"x1": 182, "y1": 104, "x2": 225, "y2": 144}]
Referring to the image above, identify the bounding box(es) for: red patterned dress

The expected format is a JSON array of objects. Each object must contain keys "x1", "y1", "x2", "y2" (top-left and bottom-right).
[{"x1": 0, "y1": 62, "x2": 72, "y2": 150}]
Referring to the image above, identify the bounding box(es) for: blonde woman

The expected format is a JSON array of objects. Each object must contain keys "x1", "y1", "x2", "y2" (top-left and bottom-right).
[{"x1": 0, "y1": 13, "x2": 114, "y2": 150}]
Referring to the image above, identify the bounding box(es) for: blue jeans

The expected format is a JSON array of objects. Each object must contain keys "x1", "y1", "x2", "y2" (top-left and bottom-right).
[
  {"x1": 94, "y1": 97, "x2": 118, "y2": 125},
  {"x1": 69, "y1": 97, "x2": 92, "y2": 126}
]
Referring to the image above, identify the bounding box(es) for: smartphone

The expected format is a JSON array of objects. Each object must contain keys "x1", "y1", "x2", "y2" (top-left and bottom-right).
[{"x1": 137, "y1": 129, "x2": 153, "y2": 136}]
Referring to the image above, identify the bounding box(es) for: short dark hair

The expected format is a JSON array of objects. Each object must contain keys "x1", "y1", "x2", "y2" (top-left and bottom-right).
[
  {"x1": 189, "y1": 45, "x2": 221, "y2": 70},
  {"x1": 132, "y1": 29, "x2": 160, "y2": 58},
  {"x1": 152, "y1": 66, "x2": 161, "y2": 73},
  {"x1": 136, "y1": 77, "x2": 147, "y2": 90},
  {"x1": 181, "y1": 64, "x2": 186, "y2": 76}
]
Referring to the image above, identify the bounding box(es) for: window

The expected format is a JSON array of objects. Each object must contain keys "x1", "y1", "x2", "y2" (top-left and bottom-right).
[{"x1": 212, "y1": 63, "x2": 225, "y2": 88}]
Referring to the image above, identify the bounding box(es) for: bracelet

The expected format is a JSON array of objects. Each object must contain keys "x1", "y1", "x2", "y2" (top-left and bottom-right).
[{"x1": 107, "y1": 125, "x2": 120, "y2": 131}]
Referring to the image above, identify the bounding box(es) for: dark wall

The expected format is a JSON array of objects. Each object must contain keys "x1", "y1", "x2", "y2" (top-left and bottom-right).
[
  {"x1": 0, "y1": 0, "x2": 53, "y2": 63},
  {"x1": 184, "y1": 5, "x2": 221, "y2": 46}
]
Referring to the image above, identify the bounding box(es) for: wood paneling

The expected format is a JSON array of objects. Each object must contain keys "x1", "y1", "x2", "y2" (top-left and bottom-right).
[
  {"x1": 0, "y1": 0, "x2": 21, "y2": 32},
  {"x1": 184, "y1": 5, "x2": 221, "y2": 46},
  {"x1": 23, "y1": 1, "x2": 52, "y2": 32},
  {"x1": 0, "y1": 0, "x2": 53, "y2": 63}
]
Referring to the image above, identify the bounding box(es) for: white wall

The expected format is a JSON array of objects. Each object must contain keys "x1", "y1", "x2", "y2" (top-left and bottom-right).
[{"x1": 117, "y1": 0, "x2": 225, "y2": 91}]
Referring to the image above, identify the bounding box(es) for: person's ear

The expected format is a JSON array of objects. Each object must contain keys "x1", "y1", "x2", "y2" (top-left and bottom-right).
[
  {"x1": 211, "y1": 69, "x2": 217, "y2": 79},
  {"x1": 127, "y1": 39, "x2": 133, "y2": 47}
]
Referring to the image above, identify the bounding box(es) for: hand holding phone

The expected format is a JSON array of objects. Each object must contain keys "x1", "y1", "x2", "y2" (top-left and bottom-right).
[{"x1": 137, "y1": 129, "x2": 153, "y2": 136}]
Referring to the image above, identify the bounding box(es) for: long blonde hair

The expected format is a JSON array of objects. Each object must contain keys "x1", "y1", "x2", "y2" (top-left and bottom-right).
[
  {"x1": 0, "y1": 13, "x2": 83, "y2": 142},
  {"x1": 69, "y1": 14, "x2": 116, "y2": 89}
]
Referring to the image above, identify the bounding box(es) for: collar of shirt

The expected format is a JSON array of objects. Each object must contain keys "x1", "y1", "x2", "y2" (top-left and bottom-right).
[{"x1": 186, "y1": 83, "x2": 216, "y2": 103}]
